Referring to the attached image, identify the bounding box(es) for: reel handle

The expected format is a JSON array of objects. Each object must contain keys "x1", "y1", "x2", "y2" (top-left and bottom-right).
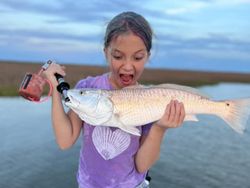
[{"x1": 54, "y1": 73, "x2": 70, "y2": 102}]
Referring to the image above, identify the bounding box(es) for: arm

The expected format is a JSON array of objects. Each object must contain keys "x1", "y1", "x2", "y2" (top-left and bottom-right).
[
  {"x1": 135, "y1": 100, "x2": 185, "y2": 173},
  {"x1": 43, "y1": 63, "x2": 83, "y2": 150}
]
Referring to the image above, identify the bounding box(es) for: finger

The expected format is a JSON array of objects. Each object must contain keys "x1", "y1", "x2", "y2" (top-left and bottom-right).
[
  {"x1": 54, "y1": 64, "x2": 66, "y2": 77},
  {"x1": 181, "y1": 102, "x2": 185, "y2": 122},
  {"x1": 178, "y1": 102, "x2": 185, "y2": 125},
  {"x1": 168, "y1": 100, "x2": 175, "y2": 123},
  {"x1": 58, "y1": 69, "x2": 66, "y2": 77},
  {"x1": 174, "y1": 101, "x2": 181, "y2": 124},
  {"x1": 61, "y1": 65, "x2": 66, "y2": 70},
  {"x1": 58, "y1": 65, "x2": 66, "y2": 76},
  {"x1": 165, "y1": 103, "x2": 171, "y2": 121},
  {"x1": 42, "y1": 63, "x2": 65, "y2": 86}
]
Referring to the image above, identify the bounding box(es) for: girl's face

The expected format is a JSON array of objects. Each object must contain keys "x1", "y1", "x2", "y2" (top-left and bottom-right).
[{"x1": 104, "y1": 32, "x2": 150, "y2": 89}]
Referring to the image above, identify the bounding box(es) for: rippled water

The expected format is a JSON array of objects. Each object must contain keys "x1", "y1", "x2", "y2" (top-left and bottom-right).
[{"x1": 1, "y1": 83, "x2": 250, "y2": 188}]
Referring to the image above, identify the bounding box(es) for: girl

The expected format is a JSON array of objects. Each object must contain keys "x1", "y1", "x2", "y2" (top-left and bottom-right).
[{"x1": 44, "y1": 11, "x2": 185, "y2": 188}]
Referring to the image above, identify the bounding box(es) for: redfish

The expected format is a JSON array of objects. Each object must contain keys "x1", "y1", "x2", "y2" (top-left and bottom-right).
[{"x1": 65, "y1": 84, "x2": 250, "y2": 136}]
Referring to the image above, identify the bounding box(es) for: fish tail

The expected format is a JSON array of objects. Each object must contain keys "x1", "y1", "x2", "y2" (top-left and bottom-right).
[{"x1": 219, "y1": 98, "x2": 250, "y2": 134}]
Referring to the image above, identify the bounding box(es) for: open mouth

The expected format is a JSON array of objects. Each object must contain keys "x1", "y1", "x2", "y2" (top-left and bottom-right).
[
  {"x1": 66, "y1": 93, "x2": 80, "y2": 108},
  {"x1": 120, "y1": 74, "x2": 134, "y2": 86}
]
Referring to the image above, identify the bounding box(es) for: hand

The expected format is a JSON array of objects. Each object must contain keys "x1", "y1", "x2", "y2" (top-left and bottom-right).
[
  {"x1": 42, "y1": 62, "x2": 66, "y2": 88},
  {"x1": 155, "y1": 100, "x2": 185, "y2": 130}
]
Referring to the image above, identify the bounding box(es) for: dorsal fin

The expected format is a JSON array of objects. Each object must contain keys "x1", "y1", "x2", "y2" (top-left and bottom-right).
[
  {"x1": 150, "y1": 83, "x2": 210, "y2": 99},
  {"x1": 122, "y1": 83, "x2": 209, "y2": 99},
  {"x1": 123, "y1": 84, "x2": 144, "y2": 89}
]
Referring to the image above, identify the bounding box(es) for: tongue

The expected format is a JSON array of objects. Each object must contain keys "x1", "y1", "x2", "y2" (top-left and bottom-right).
[{"x1": 120, "y1": 74, "x2": 133, "y2": 85}]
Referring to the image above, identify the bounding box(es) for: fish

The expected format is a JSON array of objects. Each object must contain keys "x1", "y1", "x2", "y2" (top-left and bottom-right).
[{"x1": 65, "y1": 84, "x2": 250, "y2": 136}]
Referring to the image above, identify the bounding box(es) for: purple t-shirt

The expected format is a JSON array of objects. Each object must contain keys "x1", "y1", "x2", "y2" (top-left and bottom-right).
[{"x1": 75, "y1": 73, "x2": 152, "y2": 188}]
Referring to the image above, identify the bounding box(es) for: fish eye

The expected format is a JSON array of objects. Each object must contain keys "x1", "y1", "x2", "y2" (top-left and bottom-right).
[{"x1": 80, "y1": 91, "x2": 84, "y2": 95}]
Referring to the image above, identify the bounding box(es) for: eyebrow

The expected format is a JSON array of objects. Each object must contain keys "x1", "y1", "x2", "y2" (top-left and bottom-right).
[{"x1": 111, "y1": 48, "x2": 147, "y2": 54}]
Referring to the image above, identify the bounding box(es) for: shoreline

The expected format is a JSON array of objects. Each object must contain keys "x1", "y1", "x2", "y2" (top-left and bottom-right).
[{"x1": 1, "y1": 60, "x2": 250, "y2": 96}]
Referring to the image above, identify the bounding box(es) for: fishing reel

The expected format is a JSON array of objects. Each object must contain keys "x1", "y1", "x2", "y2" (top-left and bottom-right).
[
  {"x1": 19, "y1": 60, "x2": 70, "y2": 102},
  {"x1": 54, "y1": 72, "x2": 70, "y2": 102}
]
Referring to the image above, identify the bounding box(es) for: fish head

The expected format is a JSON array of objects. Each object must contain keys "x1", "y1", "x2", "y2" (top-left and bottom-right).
[{"x1": 65, "y1": 89, "x2": 113, "y2": 125}]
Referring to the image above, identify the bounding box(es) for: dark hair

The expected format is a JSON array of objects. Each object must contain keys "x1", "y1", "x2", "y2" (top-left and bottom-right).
[{"x1": 104, "y1": 11, "x2": 153, "y2": 52}]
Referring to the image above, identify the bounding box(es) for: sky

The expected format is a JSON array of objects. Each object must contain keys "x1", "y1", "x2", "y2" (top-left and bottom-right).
[{"x1": 0, "y1": 0, "x2": 250, "y2": 73}]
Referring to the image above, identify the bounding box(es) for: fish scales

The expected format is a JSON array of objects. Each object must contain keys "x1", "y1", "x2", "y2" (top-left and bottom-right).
[{"x1": 109, "y1": 87, "x2": 214, "y2": 126}]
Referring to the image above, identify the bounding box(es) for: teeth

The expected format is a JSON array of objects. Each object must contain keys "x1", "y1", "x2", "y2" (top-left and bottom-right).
[{"x1": 68, "y1": 95, "x2": 80, "y2": 107}]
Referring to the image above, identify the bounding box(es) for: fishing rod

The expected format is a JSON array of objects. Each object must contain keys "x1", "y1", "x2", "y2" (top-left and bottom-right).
[
  {"x1": 19, "y1": 60, "x2": 70, "y2": 102},
  {"x1": 54, "y1": 72, "x2": 70, "y2": 102}
]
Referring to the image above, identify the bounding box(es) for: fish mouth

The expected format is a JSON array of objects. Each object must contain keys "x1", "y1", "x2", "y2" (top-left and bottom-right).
[
  {"x1": 65, "y1": 93, "x2": 80, "y2": 108},
  {"x1": 120, "y1": 74, "x2": 134, "y2": 86}
]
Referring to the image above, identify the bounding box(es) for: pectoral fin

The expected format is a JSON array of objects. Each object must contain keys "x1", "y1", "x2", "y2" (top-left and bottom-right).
[
  {"x1": 108, "y1": 114, "x2": 141, "y2": 136},
  {"x1": 119, "y1": 124, "x2": 141, "y2": 136},
  {"x1": 184, "y1": 114, "x2": 199, "y2": 122}
]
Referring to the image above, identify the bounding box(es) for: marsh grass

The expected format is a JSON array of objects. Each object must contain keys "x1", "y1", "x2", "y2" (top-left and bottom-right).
[{"x1": 1, "y1": 60, "x2": 249, "y2": 96}]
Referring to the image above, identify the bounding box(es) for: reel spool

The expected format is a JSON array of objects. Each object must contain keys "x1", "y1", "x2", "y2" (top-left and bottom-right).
[{"x1": 18, "y1": 60, "x2": 69, "y2": 102}]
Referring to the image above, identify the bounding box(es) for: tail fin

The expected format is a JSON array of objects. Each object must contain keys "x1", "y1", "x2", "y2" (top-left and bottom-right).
[{"x1": 220, "y1": 98, "x2": 250, "y2": 134}]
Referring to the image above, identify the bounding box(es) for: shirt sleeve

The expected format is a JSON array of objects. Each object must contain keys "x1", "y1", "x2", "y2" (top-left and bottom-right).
[
  {"x1": 75, "y1": 76, "x2": 92, "y2": 89},
  {"x1": 141, "y1": 122, "x2": 153, "y2": 135}
]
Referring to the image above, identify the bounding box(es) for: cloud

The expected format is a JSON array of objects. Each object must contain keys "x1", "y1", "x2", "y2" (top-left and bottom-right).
[
  {"x1": 176, "y1": 34, "x2": 248, "y2": 50},
  {"x1": 153, "y1": 33, "x2": 250, "y2": 61},
  {"x1": 215, "y1": 0, "x2": 250, "y2": 5},
  {"x1": 25, "y1": 37, "x2": 102, "y2": 53},
  {"x1": 164, "y1": 0, "x2": 250, "y2": 16},
  {"x1": 0, "y1": 0, "x2": 249, "y2": 72},
  {"x1": 0, "y1": 0, "x2": 184, "y2": 24},
  {"x1": 0, "y1": 27, "x2": 102, "y2": 42},
  {"x1": 165, "y1": 2, "x2": 208, "y2": 15}
]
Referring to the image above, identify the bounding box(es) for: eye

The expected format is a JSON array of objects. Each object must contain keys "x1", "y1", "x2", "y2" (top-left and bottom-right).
[
  {"x1": 112, "y1": 55, "x2": 122, "y2": 60},
  {"x1": 134, "y1": 56, "x2": 144, "y2": 61},
  {"x1": 80, "y1": 91, "x2": 84, "y2": 95},
  {"x1": 134, "y1": 53, "x2": 145, "y2": 61}
]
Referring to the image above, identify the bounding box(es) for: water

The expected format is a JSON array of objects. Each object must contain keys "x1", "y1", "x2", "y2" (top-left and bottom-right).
[{"x1": 1, "y1": 83, "x2": 250, "y2": 188}]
